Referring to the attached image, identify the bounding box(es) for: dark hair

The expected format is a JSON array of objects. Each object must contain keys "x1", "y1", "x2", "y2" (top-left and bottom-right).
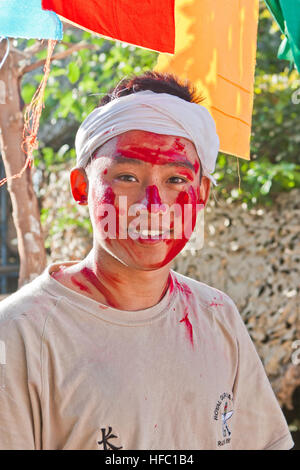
[
  {"x1": 88, "y1": 71, "x2": 203, "y2": 182},
  {"x1": 99, "y1": 71, "x2": 205, "y2": 107}
]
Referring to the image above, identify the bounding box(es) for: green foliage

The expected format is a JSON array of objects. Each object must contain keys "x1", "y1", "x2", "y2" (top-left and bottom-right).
[{"x1": 214, "y1": 154, "x2": 300, "y2": 208}]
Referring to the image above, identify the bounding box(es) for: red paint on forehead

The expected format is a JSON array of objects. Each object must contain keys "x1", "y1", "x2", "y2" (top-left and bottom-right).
[
  {"x1": 173, "y1": 138, "x2": 185, "y2": 152},
  {"x1": 115, "y1": 133, "x2": 198, "y2": 172},
  {"x1": 116, "y1": 145, "x2": 192, "y2": 167}
]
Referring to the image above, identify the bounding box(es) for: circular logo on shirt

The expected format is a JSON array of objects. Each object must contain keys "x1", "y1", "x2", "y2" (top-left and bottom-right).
[{"x1": 213, "y1": 392, "x2": 234, "y2": 447}]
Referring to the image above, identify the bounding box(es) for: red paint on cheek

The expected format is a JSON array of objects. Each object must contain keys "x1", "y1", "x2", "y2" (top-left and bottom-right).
[
  {"x1": 179, "y1": 308, "x2": 194, "y2": 346},
  {"x1": 101, "y1": 186, "x2": 115, "y2": 205},
  {"x1": 93, "y1": 186, "x2": 117, "y2": 238},
  {"x1": 175, "y1": 190, "x2": 189, "y2": 216},
  {"x1": 156, "y1": 186, "x2": 199, "y2": 267},
  {"x1": 70, "y1": 276, "x2": 92, "y2": 294}
]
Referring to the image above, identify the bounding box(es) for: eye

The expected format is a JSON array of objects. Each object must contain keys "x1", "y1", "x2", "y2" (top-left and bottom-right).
[
  {"x1": 167, "y1": 176, "x2": 188, "y2": 184},
  {"x1": 116, "y1": 174, "x2": 138, "y2": 182}
]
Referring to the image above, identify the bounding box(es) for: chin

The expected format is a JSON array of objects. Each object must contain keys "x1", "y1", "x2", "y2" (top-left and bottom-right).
[{"x1": 96, "y1": 235, "x2": 188, "y2": 270}]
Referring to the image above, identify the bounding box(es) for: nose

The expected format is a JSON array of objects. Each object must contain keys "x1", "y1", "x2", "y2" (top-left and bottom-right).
[{"x1": 143, "y1": 185, "x2": 166, "y2": 213}]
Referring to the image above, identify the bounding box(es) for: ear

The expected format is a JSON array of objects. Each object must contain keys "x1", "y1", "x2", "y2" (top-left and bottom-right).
[
  {"x1": 198, "y1": 176, "x2": 211, "y2": 208},
  {"x1": 70, "y1": 167, "x2": 89, "y2": 205}
]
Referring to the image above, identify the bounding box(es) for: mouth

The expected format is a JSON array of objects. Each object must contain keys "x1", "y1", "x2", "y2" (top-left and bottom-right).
[{"x1": 128, "y1": 228, "x2": 174, "y2": 243}]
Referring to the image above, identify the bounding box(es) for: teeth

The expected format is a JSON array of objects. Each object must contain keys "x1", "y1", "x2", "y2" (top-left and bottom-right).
[
  {"x1": 141, "y1": 230, "x2": 162, "y2": 236},
  {"x1": 129, "y1": 229, "x2": 169, "y2": 237}
]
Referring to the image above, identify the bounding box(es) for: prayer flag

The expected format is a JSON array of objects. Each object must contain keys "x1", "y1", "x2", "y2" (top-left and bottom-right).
[
  {"x1": 42, "y1": 0, "x2": 175, "y2": 53},
  {"x1": 156, "y1": 0, "x2": 260, "y2": 161},
  {"x1": 264, "y1": 0, "x2": 300, "y2": 72},
  {"x1": 0, "y1": 0, "x2": 62, "y2": 40}
]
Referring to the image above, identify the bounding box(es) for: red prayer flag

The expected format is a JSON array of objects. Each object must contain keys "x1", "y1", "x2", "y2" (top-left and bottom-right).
[{"x1": 42, "y1": 0, "x2": 175, "y2": 53}]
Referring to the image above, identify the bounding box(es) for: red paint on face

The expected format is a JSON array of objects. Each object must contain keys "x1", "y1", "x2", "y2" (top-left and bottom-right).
[
  {"x1": 93, "y1": 185, "x2": 117, "y2": 240},
  {"x1": 115, "y1": 134, "x2": 200, "y2": 178},
  {"x1": 177, "y1": 170, "x2": 194, "y2": 182},
  {"x1": 174, "y1": 138, "x2": 185, "y2": 152},
  {"x1": 91, "y1": 134, "x2": 202, "y2": 270},
  {"x1": 145, "y1": 185, "x2": 162, "y2": 211},
  {"x1": 158, "y1": 186, "x2": 198, "y2": 266},
  {"x1": 70, "y1": 276, "x2": 92, "y2": 294},
  {"x1": 179, "y1": 308, "x2": 194, "y2": 346},
  {"x1": 116, "y1": 142, "x2": 196, "y2": 172},
  {"x1": 193, "y1": 158, "x2": 200, "y2": 175},
  {"x1": 101, "y1": 186, "x2": 115, "y2": 205}
]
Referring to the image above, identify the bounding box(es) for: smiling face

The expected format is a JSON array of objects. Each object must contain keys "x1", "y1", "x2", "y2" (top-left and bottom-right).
[{"x1": 71, "y1": 130, "x2": 210, "y2": 270}]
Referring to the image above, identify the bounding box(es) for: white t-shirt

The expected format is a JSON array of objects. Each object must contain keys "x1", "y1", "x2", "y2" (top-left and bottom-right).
[{"x1": 0, "y1": 262, "x2": 294, "y2": 450}]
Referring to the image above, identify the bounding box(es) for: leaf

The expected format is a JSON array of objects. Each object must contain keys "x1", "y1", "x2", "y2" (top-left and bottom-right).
[
  {"x1": 21, "y1": 83, "x2": 36, "y2": 104},
  {"x1": 68, "y1": 62, "x2": 80, "y2": 84}
]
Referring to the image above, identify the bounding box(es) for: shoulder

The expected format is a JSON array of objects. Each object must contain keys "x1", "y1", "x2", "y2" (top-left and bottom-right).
[
  {"x1": 0, "y1": 272, "x2": 60, "y2": 337},
  {"x1": 171, "y1": 270, "x2": 244, "y2": 331}
]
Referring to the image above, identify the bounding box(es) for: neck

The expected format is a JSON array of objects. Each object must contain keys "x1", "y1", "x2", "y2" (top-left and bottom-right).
[{"x1": 78, "y1": 247, "x2": 172, "y2": 311}]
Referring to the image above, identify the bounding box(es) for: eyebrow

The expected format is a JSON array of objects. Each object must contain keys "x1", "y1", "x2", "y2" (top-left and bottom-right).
[{"x1": 110, "y1": 154, "x2": 196, "y2": 172}]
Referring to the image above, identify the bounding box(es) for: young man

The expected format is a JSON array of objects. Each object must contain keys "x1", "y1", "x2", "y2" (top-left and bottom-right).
[{"x1": 0, "y1": 72, "x2": 294, "y2": 450}]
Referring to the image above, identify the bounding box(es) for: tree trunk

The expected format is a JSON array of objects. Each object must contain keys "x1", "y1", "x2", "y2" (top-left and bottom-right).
[{"x1": 0, "y1": 42, "x2": 47, "y2": 288}]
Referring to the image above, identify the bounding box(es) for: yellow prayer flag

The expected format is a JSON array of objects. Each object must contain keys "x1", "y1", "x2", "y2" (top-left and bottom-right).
[{"x1": 155, "y1": 0, "x2": 260, "y2": 160}]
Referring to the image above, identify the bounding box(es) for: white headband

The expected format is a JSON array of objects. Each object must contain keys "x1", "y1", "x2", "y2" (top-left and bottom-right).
[{"x1": 75, "y1": 90, "x2": 219, "y2": 186}]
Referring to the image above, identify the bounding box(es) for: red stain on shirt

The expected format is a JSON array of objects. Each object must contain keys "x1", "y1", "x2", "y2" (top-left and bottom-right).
[
  {"x1": 208, "y1": 295, "x2": 224, "y2": 307},
  {"x1": 179, "y1": 308, "x2": 194, "y2": 346},
  {"x1": 174, "y1": 278, "x2": 192, "y2": 297}
]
